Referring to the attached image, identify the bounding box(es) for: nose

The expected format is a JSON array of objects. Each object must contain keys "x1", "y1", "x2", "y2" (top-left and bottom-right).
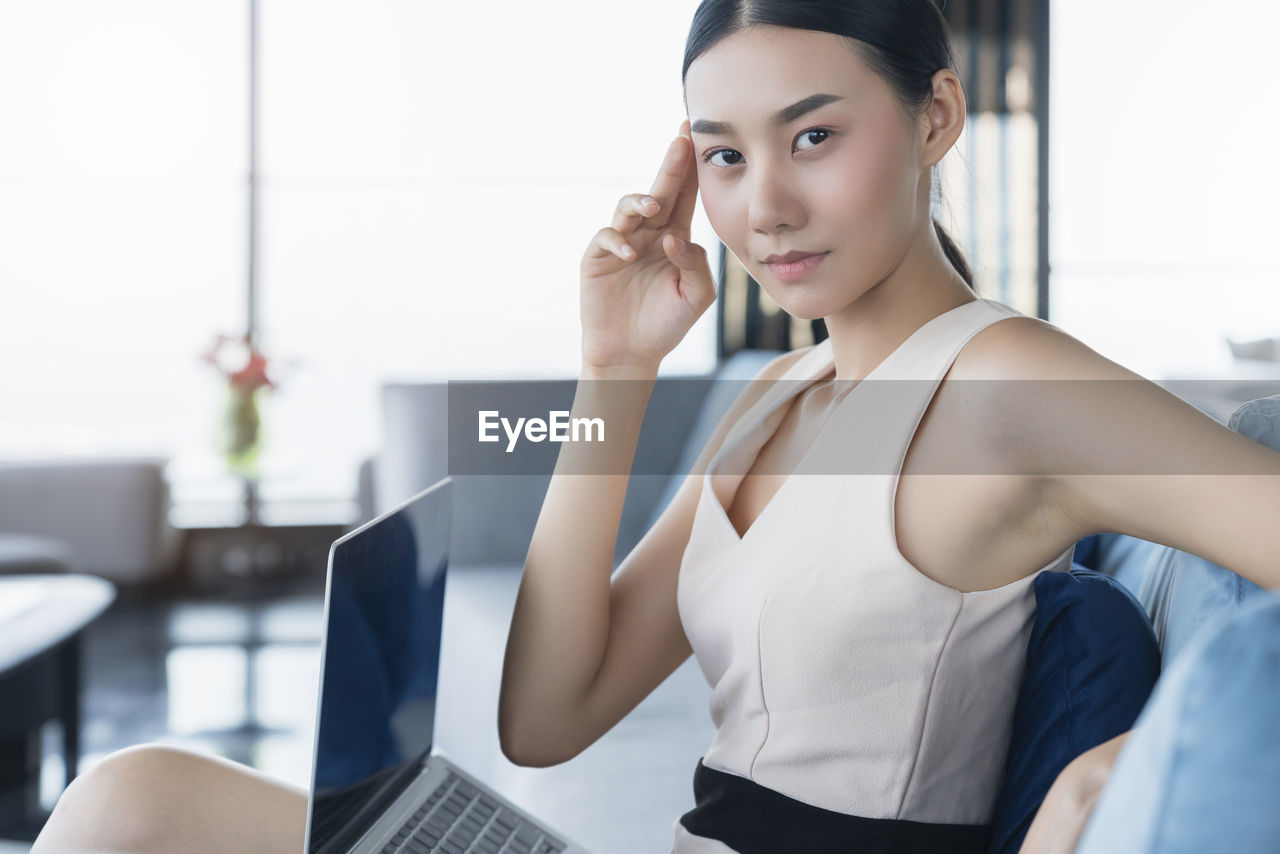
[{"x1": 746, "y1": 162, "x2": 806, "y2": 235}]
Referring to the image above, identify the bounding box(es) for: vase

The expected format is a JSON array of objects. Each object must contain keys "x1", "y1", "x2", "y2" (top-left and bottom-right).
[{"x1": 221, "y1": 385, "x2": 266, "y2": 480}]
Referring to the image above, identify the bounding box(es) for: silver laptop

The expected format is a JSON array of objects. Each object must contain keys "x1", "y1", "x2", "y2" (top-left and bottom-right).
[{"x1": 303, "y1": 477, "x2": 592, "y2": 854}]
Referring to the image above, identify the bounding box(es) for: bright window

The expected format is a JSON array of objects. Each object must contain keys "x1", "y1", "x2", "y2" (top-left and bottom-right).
[
  {"x1": 1049, "y1": 1, "x2": 1280, "y2": 380},
  {"x1": 0, "y1": 1, "x2": 715, "y2": 521}
]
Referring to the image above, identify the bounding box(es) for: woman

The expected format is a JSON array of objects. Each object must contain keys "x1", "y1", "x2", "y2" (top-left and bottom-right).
[
  {"x1": 31, "y1": 2, "x2": 1280, "y2": 853},
  {"x1": 501, "y1": 1, "x2": 1279, "y2": 852}
]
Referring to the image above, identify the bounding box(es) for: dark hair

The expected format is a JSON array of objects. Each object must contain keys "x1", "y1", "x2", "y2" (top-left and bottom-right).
[{"x1": 681, "y1": 0, "x2": 974, "y2": 288}]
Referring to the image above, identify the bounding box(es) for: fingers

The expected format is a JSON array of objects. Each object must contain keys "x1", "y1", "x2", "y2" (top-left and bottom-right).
[
  {"x1": 661, "y1": 233, "x2": 717, "y2": 311},
  {"x1": 661, "y1": 233, "x2": 693, "y2": 269},
  {"x1": 645, "y1": 132, "x2": 692, "y2": 219},
  {"x1": 610, "y1": 192, "x2": 661, "y2": 235},
  {"x1": 590, "y1": 121, "x2": 700, "y2": 267},
  {"x1": 667, "y1": 120, "x2": 700, "y2": 233},
  {"x1": 585, "y1": 226, "x2": 637, "y2": 262}
]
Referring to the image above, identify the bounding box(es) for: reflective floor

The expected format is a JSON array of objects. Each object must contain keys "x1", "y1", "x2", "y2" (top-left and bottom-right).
[
  {"x1": 38, "y1": 565, "x2": 716, "y2": 854},
  {"x1": 45, "y1": 575, "x2": 327, "y2": 804}
]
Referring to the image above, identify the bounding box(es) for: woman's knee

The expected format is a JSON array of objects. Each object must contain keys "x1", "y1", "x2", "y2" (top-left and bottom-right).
[
  {"x1": 34, "y1": 744, "x2": 212, "y2": 852},
  {"x1": 34, "y1": 743, "x2": 306, "y2": 854}
]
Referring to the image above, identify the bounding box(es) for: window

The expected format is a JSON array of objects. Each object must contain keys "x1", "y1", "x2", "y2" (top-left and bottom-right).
[
  {"x1": 1050, "y1": 1, "x2": 1280, "y2": 379},
  {"x1": 0, "y1": 0, "x2": 716, "y2": 522},
  {"x1": 0, "y1": 0, "x2": 247, "y2": 466}
]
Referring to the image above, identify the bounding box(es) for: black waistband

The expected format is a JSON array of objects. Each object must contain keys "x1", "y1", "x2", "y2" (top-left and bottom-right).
[{"x1": 679, "y1": 759, "x2": 994, "y2": 854}]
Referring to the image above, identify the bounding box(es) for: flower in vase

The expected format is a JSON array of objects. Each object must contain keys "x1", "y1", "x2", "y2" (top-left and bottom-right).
[{"x1": 200, "y1": 334, "x2": 283, "y2": 478}]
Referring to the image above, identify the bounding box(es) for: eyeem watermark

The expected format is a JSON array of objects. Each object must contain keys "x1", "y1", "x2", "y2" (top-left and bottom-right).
[{"x1": 478, "y1": 410, "x2": 605, "y2": 453}]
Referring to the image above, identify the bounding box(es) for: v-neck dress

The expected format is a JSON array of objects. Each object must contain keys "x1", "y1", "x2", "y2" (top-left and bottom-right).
[{"x1": 668, "y1": 297, "x2": 1076, "y2": 853}]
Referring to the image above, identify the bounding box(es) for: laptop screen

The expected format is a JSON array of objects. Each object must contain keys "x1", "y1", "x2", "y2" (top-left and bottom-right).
[{"x1": 306, "y1": 479, "x2": 451, "y2": 853}]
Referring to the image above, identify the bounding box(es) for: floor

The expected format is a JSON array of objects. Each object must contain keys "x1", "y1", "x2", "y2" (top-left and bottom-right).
[
  {"x1": 63, "y1": 574, "x2": 328, "y2": 795},
  {"x1": 33, "y1": 564, "x2": 715, "y2": 854}
]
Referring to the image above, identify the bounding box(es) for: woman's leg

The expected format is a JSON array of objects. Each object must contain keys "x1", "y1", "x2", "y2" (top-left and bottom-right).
[{"x1": 31, "y1": 744, "x2": 307, "y2": 854}]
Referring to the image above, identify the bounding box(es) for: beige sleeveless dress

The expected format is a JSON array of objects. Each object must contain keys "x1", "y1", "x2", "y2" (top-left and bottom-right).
[{"x1": 669, "y1": 297, "x2": 1076, "y2": 853}]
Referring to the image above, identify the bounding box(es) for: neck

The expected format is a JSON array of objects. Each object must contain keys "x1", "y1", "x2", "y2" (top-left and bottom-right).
[{"x1": 821, "y1": 226, "x2": 975, "y2": 382}]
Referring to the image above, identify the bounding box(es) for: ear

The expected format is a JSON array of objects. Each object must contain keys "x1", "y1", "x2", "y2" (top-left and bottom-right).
[{"x1": 917, "y1": 68, "x2": 966, "y2": 169}]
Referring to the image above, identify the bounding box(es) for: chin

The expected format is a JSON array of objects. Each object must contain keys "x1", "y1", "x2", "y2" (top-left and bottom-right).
[{"x1": 759, "y1": 284, "x2": 840, "y2": 322}]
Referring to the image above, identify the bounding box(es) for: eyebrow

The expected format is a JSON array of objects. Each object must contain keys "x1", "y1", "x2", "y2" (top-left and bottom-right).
[{"x1": 690, "y1": 93, "x2": 845, "y2": 135}]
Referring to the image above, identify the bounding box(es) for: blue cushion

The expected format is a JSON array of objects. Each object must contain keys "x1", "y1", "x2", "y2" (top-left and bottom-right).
[
  {"x1": 985, "y1": 566, "x2": 1162, "y2": 854},
  {"x1": 1076, "y1": 589, "x2": 1280, "y2": 853},
  {"x1": 1071, "y1": 532, "x2": 1102, "y2": 569},
  {"x1": 1075, "y1": 532, "x2": 1168, "y2": 614}
]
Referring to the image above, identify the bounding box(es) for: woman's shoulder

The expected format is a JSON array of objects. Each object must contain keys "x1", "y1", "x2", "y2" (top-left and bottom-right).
[
  {"x1": 939, "y1": 308, "x2": 1160, "y2": 488},
  {"x1": 953, "y1": 310, "x2": 1141, "y2": 383},
  {"x1": 939, "y1": 310, "x2": 1148, "y2": 470}
]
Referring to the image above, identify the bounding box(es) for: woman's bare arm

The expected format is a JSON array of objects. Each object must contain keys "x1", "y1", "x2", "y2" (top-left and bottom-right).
[
  {"x1": 497, "y1": 349, "x2": 802, "y2": 767},
  {"x1": 966, "y1": 316, "x2": 1280, "y2": 589},
  {"x1": 497, "y1": 362, "x2": 659, "y2": 766},
  {"x1": 960, "y1": 316, "x2": 1280, "y2": 850}
]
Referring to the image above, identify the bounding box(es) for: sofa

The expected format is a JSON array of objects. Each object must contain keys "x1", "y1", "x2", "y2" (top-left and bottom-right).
[
  {"x1": 357, "y1": 355, "x2": 1280, "y2": 854},
  {"x1": 0, "y1": 456, "x2": 181, "y2": 585}
]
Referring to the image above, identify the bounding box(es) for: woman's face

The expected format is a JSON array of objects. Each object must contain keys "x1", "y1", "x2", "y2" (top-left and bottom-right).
[{"x1": 684, "y1": 25, "x2": 930, "y2": 320}]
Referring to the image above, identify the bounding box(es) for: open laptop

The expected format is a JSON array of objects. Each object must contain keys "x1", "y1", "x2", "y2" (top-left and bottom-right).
[{"x1": 303, "y1": 477, "x2": 592, "y2": 854}]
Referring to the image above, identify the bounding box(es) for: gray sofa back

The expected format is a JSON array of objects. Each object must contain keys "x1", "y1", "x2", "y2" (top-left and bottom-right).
[
  {"x1": 0, "y1": 456, "x2": 180, "y2": 583},
  {"x1": 374, "y1": 374, "x2": 719, "y2": 566}
]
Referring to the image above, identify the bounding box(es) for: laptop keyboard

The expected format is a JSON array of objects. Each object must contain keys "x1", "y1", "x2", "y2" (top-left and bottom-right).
[{"x1": 379, "y1": 772, "x2": 567, "y2": 854}]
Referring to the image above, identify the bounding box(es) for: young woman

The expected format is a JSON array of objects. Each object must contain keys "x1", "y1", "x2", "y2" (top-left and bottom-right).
[
  {"x1": 498, "y1": 2, "x2": 1280, "y2": 852},
  {"x1": 30, "y1": 2, "x2": 1280, "y2": 853}
]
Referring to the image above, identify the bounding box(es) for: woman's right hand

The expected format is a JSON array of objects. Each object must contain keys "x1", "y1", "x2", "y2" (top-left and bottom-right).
[{"x1": 580, "y1": 120, "x2": 717, "y2": 374}]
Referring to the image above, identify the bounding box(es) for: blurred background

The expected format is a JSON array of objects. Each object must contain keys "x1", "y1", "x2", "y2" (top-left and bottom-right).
[{"x1": 2, "y1": 0, "x2": 1279, "y2": 850}]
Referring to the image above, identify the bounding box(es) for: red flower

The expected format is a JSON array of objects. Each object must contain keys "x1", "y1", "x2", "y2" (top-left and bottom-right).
[{"x1": 201, "y1": 334, "x2": 281, "y2": 393}]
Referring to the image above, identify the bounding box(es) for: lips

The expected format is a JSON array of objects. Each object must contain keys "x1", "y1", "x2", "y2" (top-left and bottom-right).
[
  {"x1": 763, "y1": 250, "x2": 826, "y2": 264},
  {"x1": 763, "y1": 250, "x2": 829, "y2": 283}
]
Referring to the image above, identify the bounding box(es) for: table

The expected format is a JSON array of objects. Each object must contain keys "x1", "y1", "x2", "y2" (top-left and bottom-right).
[
  {"x1": 179, "y1": 521, "x2": 348, "y2": 593},
  {"x1": 0, "y1": 576, "x2": 115, "y2": 837}
]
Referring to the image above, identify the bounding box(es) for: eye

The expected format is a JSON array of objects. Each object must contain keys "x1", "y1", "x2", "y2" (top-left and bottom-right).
[
  {"x1": 795, "y1": 127, "x2": 832, "y2": 151},
  {"x1": 700, "y1": 127, "x2": 834, "y2": 168},
  {"x1": 703, "y1": 148, "x2": 744, "y2": 167}
]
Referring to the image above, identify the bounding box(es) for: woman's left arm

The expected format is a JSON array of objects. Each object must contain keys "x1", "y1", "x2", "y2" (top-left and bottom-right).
[
  {"x1": 966, "y1": 317, "x2": 1280, "y2": 852},
  {"x1": 977, "y1": 317, "x2": 1280, "y2": 592}
]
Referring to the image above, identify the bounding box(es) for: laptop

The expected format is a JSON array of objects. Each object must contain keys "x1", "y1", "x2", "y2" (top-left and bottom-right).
[{"x1": 303, "y1": 477, "x2": 592, "y2": 854}]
